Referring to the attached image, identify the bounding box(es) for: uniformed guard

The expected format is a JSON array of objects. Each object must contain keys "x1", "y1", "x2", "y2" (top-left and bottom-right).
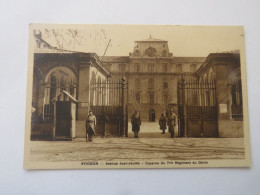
[
  {"x1": 85, "y1": 110, "x2": 96, "y2": 142},
  {"x1": 131, "y1": 110, "x2": 141, "y2": 138},
  {"x1": 159, "y1": 114, "x2": 167, "y2": 134},
  {"x1": 167, "y1": 110, "x2": 177, "y2": 138}
]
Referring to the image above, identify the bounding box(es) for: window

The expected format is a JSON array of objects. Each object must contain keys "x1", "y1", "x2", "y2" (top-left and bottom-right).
[
  {"x1": 69, "y1": 80, "x2": 74, "y2": 96},
  {"x1": 60, "y1": 76, "x2": 66, "y2": 91},
  {"x1": 148, "y1": 78, "x2": 154, "y2": 88},
  {"x1": 135, "y1": 79, "x2": 140, "y2": 88},
  {"x1": 163, "y1": 80, "x2": 168, "y2": 89},
  {"x1": 50, "y1": 75, "x2": 57, "y2": 102},
  {"x1": 162, "y1": 64, "x2": 168, "y2": 72},
  {"x1": 176, "y1": 64, "x2": 183, "y2": 72},
  {"x1": 148, "y1": 64, "x2": 154, "y2": 72},
  {"x1": 136, "y1": 93, "x2": 141, "y2": 103},
  {"x1": 149, "y1": 94, "x2": 155, "y2": 104},
  {"x1": 44, "y1": 67, "x2": 76, "y2": 121},
  {"x1": 119, "y1": 64, "x2": 125, "y2": 72},
  {"x1": 135, "y1": 63, "x2": 140, "y2": 72}
]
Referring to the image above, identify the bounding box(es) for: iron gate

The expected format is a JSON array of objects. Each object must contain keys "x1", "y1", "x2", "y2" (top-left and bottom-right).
[
  {"x1": 177, "y1": 78, "x2": 218, "y2": 137},
  {"x1": 90, "y1": 77, "x2": 128, "y2": 137}
]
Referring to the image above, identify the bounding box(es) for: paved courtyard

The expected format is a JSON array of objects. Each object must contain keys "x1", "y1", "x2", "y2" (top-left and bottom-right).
[{"x1": 29, "y1": 136, "x2": 245, "y2": 162}]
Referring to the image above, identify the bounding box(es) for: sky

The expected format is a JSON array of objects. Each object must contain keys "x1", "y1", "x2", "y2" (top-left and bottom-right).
[{"x1": 36, "y1": 24, "x2": 245, "y2": 57}]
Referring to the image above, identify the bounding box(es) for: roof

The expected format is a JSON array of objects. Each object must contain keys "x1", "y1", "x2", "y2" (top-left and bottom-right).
[
  {"x1": 172, "y1": 57, "x2": 206, "y2": 63},
  {"x1": 135, "y1": 36, "x2": 167, "y2": 43},
  {"x1": 51, "y1": 90, "x2": 79, "y2": 103},
  {"x1": 101, "y1": 56, "x2": 130, "y2": 63},
  {"x1": 34, "y1": 48, "x2": 77, "y2": 54},
  {"x1": 195, "y1": 53, "x2": 240, "y2": 75},
  {"x1": 34, "y1": 31, "x2": 80, "y2": 54}
]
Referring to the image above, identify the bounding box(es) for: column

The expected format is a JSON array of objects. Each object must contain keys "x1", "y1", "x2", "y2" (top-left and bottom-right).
[
  {"x1": 215, "y1": 63, "x2": 229, "y2": 137},
  {"x1": 77, "y1": 64, "x2": 91, "y2": 120}
]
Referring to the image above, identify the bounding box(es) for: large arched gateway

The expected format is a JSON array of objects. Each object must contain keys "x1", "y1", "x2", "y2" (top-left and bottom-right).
[{"x1": 43, "y1": 67, "x2": 77, "y2": 140}]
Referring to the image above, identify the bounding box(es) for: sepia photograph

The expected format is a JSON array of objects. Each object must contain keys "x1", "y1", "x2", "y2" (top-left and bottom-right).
[{"x1": 23, "y1": 24, "x2": 250, "y2": 169}]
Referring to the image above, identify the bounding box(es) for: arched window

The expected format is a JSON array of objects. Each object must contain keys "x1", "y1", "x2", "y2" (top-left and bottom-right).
[
  {"x1": 69, "y1": 79, "x2": 74, "y2": 95},
  {"x1": 60, "y1": 76, "x2": 66, "y2": 91},
  {"x1": 228, "y1": 68, "x2": 243, "y2": 119},
  {"x1": 43, "y1": 67, "x2": 76, "y2": 121},
  {"x1": 50, "y1": 75, "x2": 57, "y2": 102}
]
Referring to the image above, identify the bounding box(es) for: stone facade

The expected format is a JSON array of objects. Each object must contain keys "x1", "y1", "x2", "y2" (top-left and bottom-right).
[
  {"x1": 195, "y1": 53, "x2": 243, "y2": 137},
  {"x1": 31, "y1": 33, "x2": 244, "y2": 139},
  {"x1": 102, "y1": 37, "x2": 206, "y2": 122},
  {"x1": 31, "y1": 33, "x2": 110, "y2": 139}
]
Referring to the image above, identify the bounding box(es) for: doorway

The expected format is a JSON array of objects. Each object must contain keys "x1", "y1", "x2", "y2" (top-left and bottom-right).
[
  {"x1": 149, "y1": 109, "x2": 155, "y2": 122},
  {"x1": 56, "y1": 101, "x2": 72, "y2": 138}
]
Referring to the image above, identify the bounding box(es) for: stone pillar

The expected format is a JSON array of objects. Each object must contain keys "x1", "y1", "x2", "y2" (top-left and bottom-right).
[
  {"x1": 37, "y1": 79, "x2": 45, "y2": 118},
  {"x1": 78, "y1": 64, "x2": 91, "y2": 120},
  {"x1": 227, "y1": 84, "x2": 233, "y2": 119},
  {"x1": 215, "y1": 64, "x2": 229, "y2": 137},
  {"x1": 76, "y1": 63, "x2": 91, "y2": 138}
]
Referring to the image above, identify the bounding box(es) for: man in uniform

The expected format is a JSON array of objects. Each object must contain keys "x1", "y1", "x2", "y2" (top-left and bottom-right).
[
  {"x1": 131, "y1": 110, "x2": 141, "y2": 138},
  {"x1": 159, "y1": 114, "x2": 167, "y2": 134},
  {"x1": 85, "y1": 110, "x2": 96, "y2": 142},
  {"x1": 167, "y1": 110, "x2": 177, "y2": 138}
]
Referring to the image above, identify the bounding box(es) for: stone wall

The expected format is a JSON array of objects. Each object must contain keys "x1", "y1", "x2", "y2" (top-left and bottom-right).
[{"x1": 218, "y1": 120, "x2": 244, "y2": 138}]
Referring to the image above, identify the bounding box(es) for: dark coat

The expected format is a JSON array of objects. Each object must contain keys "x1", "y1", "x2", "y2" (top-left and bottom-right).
[
  {"x1": 159, "y1": 116, "x2": 167, "y2": 130},
  {"x1": 131, "y1": 114, "x2": 141, "y2": 132},
  {"x1": 167, "y1": 113, "x2": 177, "y2": 131}
]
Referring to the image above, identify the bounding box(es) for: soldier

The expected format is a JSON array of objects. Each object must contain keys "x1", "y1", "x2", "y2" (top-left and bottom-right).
[
  {"x1": 85, "y1": 110, "x2": 96, "y2": 142},
  {"x1": 167, "y1": 110, "x2": 177, "y2": 138},
  {"x1": 159, "y1": 114, "x2": 167, "y2": 134},
  {"x1": 131, "y1": 110, "x2": 141, "y2": 138}
]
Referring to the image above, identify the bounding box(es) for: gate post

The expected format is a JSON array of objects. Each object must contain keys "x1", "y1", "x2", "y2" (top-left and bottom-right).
[
  {"x1": 121, "y1": 76, "x2": 127, "y2": 137},
  {"x1": 181, "y1": 76, "x2": 187, "y2": 137}
]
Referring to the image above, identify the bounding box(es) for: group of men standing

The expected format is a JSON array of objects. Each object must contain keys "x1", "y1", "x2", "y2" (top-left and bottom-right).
[
  {"x1": 158, "y1": 111, "x2": 178, "y2": 138},
  {"x1": 85, "y1": 109, "x2": 178, "y2": 142},
  {"x1": 131, "y1": 110, "x2": 178, "y2": 139}
]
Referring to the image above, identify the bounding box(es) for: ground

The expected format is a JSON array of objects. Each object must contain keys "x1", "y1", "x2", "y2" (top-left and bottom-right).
[{"x1": 30, "y1": 134, "x2": 245, "y2": 162}]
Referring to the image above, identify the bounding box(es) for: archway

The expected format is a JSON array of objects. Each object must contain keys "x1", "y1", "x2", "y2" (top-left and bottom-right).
[
  {"x1": 44, "y1": 67, "x2": 77, "y2": 140},
  {"x1": 44, "y1": 67, "x2": 77, "y2": 105}
]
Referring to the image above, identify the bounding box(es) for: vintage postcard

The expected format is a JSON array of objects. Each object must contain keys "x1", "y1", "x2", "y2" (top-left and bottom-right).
[{"x1": 24, "y1": 24, "x2": 250, "y2": 169}]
